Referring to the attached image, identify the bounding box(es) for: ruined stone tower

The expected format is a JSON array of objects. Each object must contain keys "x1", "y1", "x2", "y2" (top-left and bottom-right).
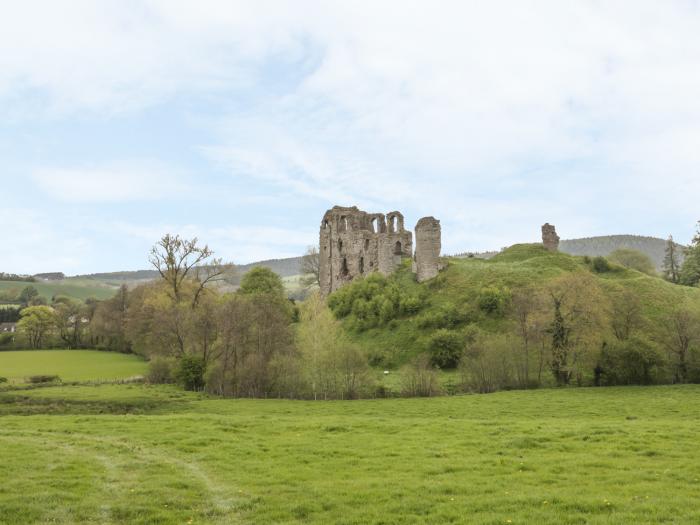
[
  {"x1": 413, "y1": 217, "x2": 441, "y2": 282},
  {"x1": 541, "y1": 223, "x2": 560, "y2": 251},
  {"x1": 319, "y1": 206, "x2": 413, "y2": 296}
]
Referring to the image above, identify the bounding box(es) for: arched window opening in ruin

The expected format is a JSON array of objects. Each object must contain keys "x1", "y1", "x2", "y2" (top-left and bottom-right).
[
  {"x1": 364, "y1": 238, "x2": 370, "y2": 251},
  {"x1": 394, "y1": 241, "x2": 402, "y2": 255},
  {"x1": 322, "y1": 220, "x2": 329, "y2": 230},
  {"x1": 359, "y1": 257, "x2": 364, "y2": 274},
  {"x1": 337, "y1": 239, "x2": 343, "y2": 252},
  {"x1": 343, "y1": 217, "x2": 350, "y2": 231},
  {"x1": 389, "y1": 215, "x2": 396, "y2": 233},
  {"x1": 341, "y1": 257, "x2": 349, "y2": 277},
  {"x1": 370, "y1": 217, "x2": 377, "y2": 233}
]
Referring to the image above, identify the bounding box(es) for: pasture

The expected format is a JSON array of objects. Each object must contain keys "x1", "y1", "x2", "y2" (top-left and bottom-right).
[
  {"x1": 0, "y1": 349, "x2": 147, "y2": 384},
  {"x1": 1, "y1": 383, "x2": 699, "y2": 524}
]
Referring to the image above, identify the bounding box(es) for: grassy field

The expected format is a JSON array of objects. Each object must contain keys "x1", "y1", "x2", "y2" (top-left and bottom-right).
[
  {"x1": 0, "y1": 278, "x2": 118, "y2": 302},
  {"x1": 1, "y1": 383, "x2": 700, "y2": 524},
  {"x1": 0, "y1": 350, "x2": 147, "y2": 384}
]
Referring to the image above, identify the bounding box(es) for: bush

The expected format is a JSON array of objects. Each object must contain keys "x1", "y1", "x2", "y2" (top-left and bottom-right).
[
  {"x1": 147, "y1": 357, "x2": 174, "y2": 384},
  {"x1": 426, "y1": 329, "x2": 464, "y2": 368},
  {"x1": 416, "y1": 303, "x2": 471, "y2": 329},
  {"x1": 400, "y1": 355, "x2": 441, "y2": 397},
  {"x1": 327, "y1": 273, "x2": 424, "y2": 330},
  {"x1": 27, "y1": 375, "x2": 60, "y2": 384},
  {"x1": 477, "y1": 286, "x2": 510, "y2": 316},
  {"x1": 591, "y1": 256, "x2": 611, "y2": 273},
  {"x1": 175, "y1": 355, "x2": 206, "y2": 391},
  {"x1": 0, "y1": 377, "x2": 7, "y2": 384},
  {"x1": 599, "y1": 337, "x2": 665, "y2": 385}
]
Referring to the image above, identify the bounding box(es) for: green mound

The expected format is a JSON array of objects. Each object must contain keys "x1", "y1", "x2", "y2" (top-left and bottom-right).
[{"x1": 329, "y1": 245, "x2": 700, "y2": 369}]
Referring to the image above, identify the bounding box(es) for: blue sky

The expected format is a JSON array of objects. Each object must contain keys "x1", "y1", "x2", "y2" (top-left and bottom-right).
[{"x1": 2, "y1": 1, "x2": 700, "y2": 275}]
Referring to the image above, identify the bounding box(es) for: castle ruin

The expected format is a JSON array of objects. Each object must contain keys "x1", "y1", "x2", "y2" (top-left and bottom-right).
[
  {"x1": 319, "y1": 206, "x2": 441, "y2": 296},
  {"x1": 541, "y1": 223, "x2": 560, "y2": 251}
]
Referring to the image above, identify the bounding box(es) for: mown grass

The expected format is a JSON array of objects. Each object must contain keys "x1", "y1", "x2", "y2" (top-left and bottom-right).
[
  {"x1": 0, "y1": 349, "x2": 147, "y2": 384},
  {"x1": 1, "y1": 384, "x2": 700, "y2": 524},
  {"x1": 0, "y1": 278, "x2": 117, "y2": 302}
]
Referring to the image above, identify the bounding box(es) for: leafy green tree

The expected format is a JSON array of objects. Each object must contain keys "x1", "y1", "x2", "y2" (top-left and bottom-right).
[
  {"x1": 239, "y1": 267, "x2": 286, "y2": 297},
  {"x1": 18, "y1": 285, "x2": 39, "y2": 306},
  {"x1": 663, "y1": 235, "x2": 681, "y2": 284},
  {"x1": 680, "y1": 224, "x2": 700, "y2": 287},
  {"x1": 175, "y1": 355, "x2": 206, "y2": 391},
  {"x1": 17, "y1": 306, "x2": 55, "y2": 348},
  {"x1": 599, "y1": 336, "x2": 664, "y2": 385},
  {"x1": 608, "y1": 248, "x2": 655, "y2": 275}
]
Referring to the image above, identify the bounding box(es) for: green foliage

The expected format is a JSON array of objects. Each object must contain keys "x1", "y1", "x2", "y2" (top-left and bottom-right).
[
  {"x1": 19, "y1": 285, "x2": 39, "y2": 305},
  {"x1": 327, "y1": 273, "x2": 424, "y2": 330},
  {"x1": 599, "y1": 337, "x2": 665, "y2": 385},
  {"x1": 416, "y1": 302, "x2": 471, "y2": 329},
  {"x1": 426, "y1": 329, "x2": 464, "y2": 368},
  {"x1": 608, "y1": 248, "x2": 656, "y2": 275},
  {"x1": 591, "y1": 256, "x2": 612, "y2": 273},
  {"x1": 238, "y1": 267, "x2": 286, "y2": 297},
  {"x1": 147, "y1": 357, "x2": 174, "y2": 384},
  {"x1": 175, "y1": 355, "x2": 206, "y2": 391},
  {"x1": 680, "y1": 223, "x2": 700, "y2": 287},
  {"x1": 477, "y1": 286, "x2": 510, "y2": 316},
  {"x1": 0, "y1": 377, "x2": 7, "y2": 384}
]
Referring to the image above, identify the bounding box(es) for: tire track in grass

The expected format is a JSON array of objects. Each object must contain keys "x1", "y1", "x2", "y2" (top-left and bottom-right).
[{"x1": 0, "y1": 429, "x2": 245, "y2": 524}]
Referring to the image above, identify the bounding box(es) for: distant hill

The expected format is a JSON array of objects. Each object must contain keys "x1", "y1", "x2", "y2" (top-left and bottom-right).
[{"x1": 559, "y1": 235, "x2": 685, "y2": 271}]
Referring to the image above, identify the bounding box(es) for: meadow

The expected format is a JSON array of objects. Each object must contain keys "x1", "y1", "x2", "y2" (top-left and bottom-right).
[
  {"x1": 0, "y1": 349, "x2": 147, "y2": 384},
  {"x1": 1, "y1": 381, "x2": 700, "y2": 524},
  {"x1": 0, "y1": 278, "x2": 118, "y2": 302}
]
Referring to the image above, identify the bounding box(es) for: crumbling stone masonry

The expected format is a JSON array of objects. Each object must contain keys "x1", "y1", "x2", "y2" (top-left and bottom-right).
[
  {"x1": 319, "y1": 206, "x2": 441, "y2": 296},
  {"x1": 541, "y1": 223, "x2": 560, "y2": 251},
  {"x1": 413, "y1": 217, "x2": 441, "y2": 282}
]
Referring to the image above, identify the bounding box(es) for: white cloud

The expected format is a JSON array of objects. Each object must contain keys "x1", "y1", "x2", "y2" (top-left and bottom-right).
[{"x1": 31, "y1": 162, "x2": 189, "y2": 202}]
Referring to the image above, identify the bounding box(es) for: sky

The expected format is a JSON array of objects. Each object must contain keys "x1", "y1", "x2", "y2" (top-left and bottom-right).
[{"x1": 2, "y1": 1, "x2": 700, "y2": 275}]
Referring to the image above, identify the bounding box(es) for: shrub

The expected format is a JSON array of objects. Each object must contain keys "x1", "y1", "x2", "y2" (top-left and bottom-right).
[
  {"x1": 416, "y1": 303, "x2": 470, "y2": 329},
  {"x1": 591, "y1": 256, "x2": 611, "y2": 273},
  {"x1": 477, "y1": 286, "x2": 510, "y2": 316},
  {"x1": 327, "y1": 273, "x2": 424, "y2": 330},
  {"x1": 27, "y1": 375, "x2": 60, "y2": 384},
  {"x1": 400, "y1": 355, "x2": 441, "y2": 397},
  {"x1": 147, "y1": 357, "x2": 174, "y2": 384},
  {"x1": 0, "y1": 377, "x2": 7, "y2": 384},
  {"x1": 426, "y1": 329, "x2": 464, "y2": 368},
  {"x1": 175, "y1": 355, "x2": 206, "y2": 391},
  {"x1": 599, "y1": 337, "x2": 665, "y2": 385}
]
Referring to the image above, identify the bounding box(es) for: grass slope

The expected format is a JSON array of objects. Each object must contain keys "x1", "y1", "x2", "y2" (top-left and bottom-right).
[
  {"x1": 0, "y1": 279, "x2": 118, "y2": 302},
  {"x1": 1, "y1": 384, "x2": 700, "y2": 524},
  {"x1": 0, "y1": 350, "x2": 147, "y2": 384},
  {"x1": 345, "y1": 244, "x2": 700, "y2": 366}
]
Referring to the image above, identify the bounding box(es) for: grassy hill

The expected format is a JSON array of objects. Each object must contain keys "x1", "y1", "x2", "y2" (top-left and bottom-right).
[
  {"x1": 0, "y1": 279, "x2": 119, "y2": 303},
  {"x1": 559, "y1": 235, "x2": 684, "y2": 270},
  {"x1": 332, "y1": 243, "x2": 700, "y2": 368},
  {"x1": 1, "y1": 383, "x2": 700, "y2": 523}
]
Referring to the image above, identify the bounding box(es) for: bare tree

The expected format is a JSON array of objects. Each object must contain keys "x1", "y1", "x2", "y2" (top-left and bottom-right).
[
  {"x1": 149, "y1": 234, "x2": 234, "y2": 307},
  {"x1": 662, "y1": 304, "x2": 700, "y2": 383},
  {"x1": 300, "y1": 246, "x2": 321, "y2": 289}
]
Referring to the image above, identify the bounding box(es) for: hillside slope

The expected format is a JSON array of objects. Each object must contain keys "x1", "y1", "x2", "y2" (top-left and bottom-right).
[
  {"x1": 332, "y1": 244, "x2": 700, "y2": 369},
  {"x1": 559, "y1": 235, "x2": 684, "y2": 270}
]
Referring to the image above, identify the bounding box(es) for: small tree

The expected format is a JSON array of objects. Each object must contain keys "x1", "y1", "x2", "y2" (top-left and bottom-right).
[
  {"x1": 608, "y1": 249, "x2": 655, "y2": 275},
  {"x1": 663, "y1": 235, "x2": 681, "y2": 284},
  {"x1": 300, "y1": 246, "x2": 321, "y2": 289},
  {"x1": 175, "y1": 355, "x2": 206, "y2": 391},
  {"x1": 17, "y1": 306, "x2": 55, "y2": 348},
  {"x1": 679, "y1": 222, "x2": 700, "y2": 287}
]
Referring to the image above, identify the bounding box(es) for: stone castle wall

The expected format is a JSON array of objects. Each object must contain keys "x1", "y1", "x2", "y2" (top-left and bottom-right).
[
  {"x1": 413, "y1": 216, "x2": 441, "y2": 282},
  {"x1": 319, "y1": 206, "x2": 413, "y2": 296}
]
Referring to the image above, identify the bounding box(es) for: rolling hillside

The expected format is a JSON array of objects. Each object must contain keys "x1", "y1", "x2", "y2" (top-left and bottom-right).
[
  {"x1": 332, "y1": 243, "x2": 700, "y2": 368},
  {"x1": 559, "y1": 235, "x2": 684, "y2": 270}
]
